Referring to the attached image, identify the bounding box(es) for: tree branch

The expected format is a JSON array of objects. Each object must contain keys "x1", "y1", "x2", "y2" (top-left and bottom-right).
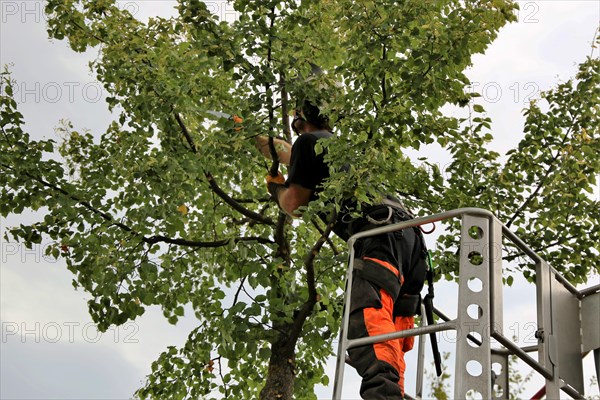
[
  {"x1": 1, "y1": 162, "x2": 273, "y2": 249},
  {"x1": 286, "y1": 212, "x2": 337, "y2": 351},
  {"x1": 174, "y1": 112, "x2": 196, "y2": 153},
  {"x1": 217, "y1": 357, "x2": 230, "y2": 399},
  {"x1": 205, "y1": 173, "x2": 275, "y2": 225},
  {"x1": 70, "y1": 21, "x2": 274, "y2": 228},
  {"x1": 381, "y1": 43, "x2": 388, "y2": 108},
  {"x1": 144, "y1": 235, "x2": 274, "y2": 247},
  {"x1": 1, "y1": 161, "x2": 137, "y2": 234},
  {"x1": 280, "y1": 71, "x2": 292, "y2": 143},
  {"x1": 171, "y1": 111, "x2": 275, "y2": 226},
  {"x1": 506, "y1": 119, "x2": 576, "y2": 228},
  {"x1": 266, "y1": 6, "x2": 281, "y2": 178},
  {"x1": 232, "y1": 276, "x2": 247, "y2": 309},
  {"x1": 274, "y1": 212, "x2": 290, "y2": 262},
  {"x1": 311, "y1": 218, "x2": 340, "y2": 256}
]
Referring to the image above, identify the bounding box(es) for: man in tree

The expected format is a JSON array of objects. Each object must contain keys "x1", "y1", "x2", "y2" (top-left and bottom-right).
[{"x1": 255, "y1": 100, "x2": 429, "y2": 399}]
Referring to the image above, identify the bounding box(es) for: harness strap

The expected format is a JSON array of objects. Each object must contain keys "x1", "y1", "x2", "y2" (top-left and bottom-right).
[
  {"x1": 354, "y1": 257, "x2": 424, "y2": 317},
  {"x1": 366, "y1": 206, "x2": 393, "y2": 225},
  {"x1": 353, "y1": 258, "x2": 402, "y2": 301}
]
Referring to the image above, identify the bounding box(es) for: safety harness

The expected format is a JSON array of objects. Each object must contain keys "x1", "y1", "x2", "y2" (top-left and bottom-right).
[{"x1": 350, "y1": 199, "x2": 442, "y2": 376}]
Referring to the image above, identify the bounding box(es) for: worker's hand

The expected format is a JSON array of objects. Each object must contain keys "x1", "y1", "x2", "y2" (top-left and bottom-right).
[
  {"x1": 266, "y1": 173, "x2": 285, "y2": 185},
  {"x1": 266, "y1": 173, "x2": 285, "y2": 201}
]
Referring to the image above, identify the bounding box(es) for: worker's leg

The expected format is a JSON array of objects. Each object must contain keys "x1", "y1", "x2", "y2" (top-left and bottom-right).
[{"x1": 348, "y1": 276, "x2": 405, "y2": 399}]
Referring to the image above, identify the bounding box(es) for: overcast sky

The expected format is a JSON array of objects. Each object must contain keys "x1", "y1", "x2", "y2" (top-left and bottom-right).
[{"x1": 1, "y1": 1, "x2": 599, "y2": 399}]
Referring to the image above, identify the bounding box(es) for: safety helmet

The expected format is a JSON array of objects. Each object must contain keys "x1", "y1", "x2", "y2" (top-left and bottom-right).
[{"x1": 298, "y1": 99, "x2": 331, "y2": 130}]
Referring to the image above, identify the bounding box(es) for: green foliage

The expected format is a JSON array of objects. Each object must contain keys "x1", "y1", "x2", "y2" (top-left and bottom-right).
[
  {"x1": 435, "y1": 53, "x2": 600, "y2": 284},
  {"x1": 1, "y1": 0, "x2": 598, "y2": 398},
  {"x1": 507, "y1": 353, "x2": 534, "y2": 400},
  {"x1": 426, "y1": 351, "x2": 452, "y2": 400}
]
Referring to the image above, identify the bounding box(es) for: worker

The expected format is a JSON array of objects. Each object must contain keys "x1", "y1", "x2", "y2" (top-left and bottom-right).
[{"x1": 255, "y1": 100, "x2": 428, "y2": 400}]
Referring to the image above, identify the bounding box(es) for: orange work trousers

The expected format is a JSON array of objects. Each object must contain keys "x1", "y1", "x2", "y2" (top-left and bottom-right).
[{"x1": 347, "y1": 275, "x2": 415, "y2": 399}]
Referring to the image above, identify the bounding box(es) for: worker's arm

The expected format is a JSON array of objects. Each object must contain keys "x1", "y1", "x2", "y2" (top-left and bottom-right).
[
  {"x1": 269, "y1": 183, "x2": 313, "y2": 217},
  {"x1": 255, "y1": 136, "x2": 292, "y2": 165}
]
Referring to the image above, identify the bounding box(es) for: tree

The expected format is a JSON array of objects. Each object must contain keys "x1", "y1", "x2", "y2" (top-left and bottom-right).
[{"x1": 1, "y1": 0, "x2": 598, "y2": 398}]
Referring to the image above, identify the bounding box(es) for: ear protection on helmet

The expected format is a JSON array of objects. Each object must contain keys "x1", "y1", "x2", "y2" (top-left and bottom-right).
[{"x1": 291, "y1": 109, "x2": 305, "y2": 134}]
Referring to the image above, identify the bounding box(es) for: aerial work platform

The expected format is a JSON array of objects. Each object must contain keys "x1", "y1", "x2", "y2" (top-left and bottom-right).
[{"x1": 333, "y1": 208, "x2": 600, "y2": 399}]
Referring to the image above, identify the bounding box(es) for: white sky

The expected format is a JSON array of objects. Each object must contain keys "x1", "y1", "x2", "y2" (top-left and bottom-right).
[{"x1": 1, "y1": 1, "x2": 599, "y2": 399}]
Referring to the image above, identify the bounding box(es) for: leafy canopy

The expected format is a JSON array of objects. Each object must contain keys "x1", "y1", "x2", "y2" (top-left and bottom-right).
[{"x1": 1, "y1": 0, "x2": 598, "y2": 398}]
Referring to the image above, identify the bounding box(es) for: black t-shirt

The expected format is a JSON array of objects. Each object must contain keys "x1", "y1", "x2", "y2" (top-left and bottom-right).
[
  {"x1": 285, "y1": 131, "x2": 355, "y2": 239},
  {"x1": 286, "y1": 131, "x2": 332, "y2": 200}
]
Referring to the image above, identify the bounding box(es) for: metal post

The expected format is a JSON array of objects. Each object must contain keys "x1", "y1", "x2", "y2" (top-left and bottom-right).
[
  {"x1": 536, "y1": 260, "x2": 560, "y2": 399},
  {"x1": 453, "y1": 214, "x2": 492, "y2": 399},
  {"x1": 489, "y1": 218, "x2": 504, "y2": 336},
  {"x1": 491, "y1": 352, "x2": 509, "y2": 400},
  {"x1": 331, "y1": 243, "x2": 357, "y2": 400},
  {"x1": 415, "y1": 304, "x2": 427, "y2": 399}
]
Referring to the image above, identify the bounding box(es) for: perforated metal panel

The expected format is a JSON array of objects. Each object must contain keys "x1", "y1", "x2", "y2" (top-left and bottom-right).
[{"x1": 454, "y1": 214, "x2": 492, "y2": 399}]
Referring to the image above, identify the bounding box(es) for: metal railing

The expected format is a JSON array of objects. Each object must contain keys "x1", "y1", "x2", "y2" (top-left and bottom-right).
[{"x1": 332, "y1": 208, "x2": 599, "y2": 400}]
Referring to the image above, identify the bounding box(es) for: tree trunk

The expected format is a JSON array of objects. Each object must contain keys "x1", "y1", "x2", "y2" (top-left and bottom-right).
[{"x1": 259, "y1": 335, "x2": 296, "y2": 400}]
